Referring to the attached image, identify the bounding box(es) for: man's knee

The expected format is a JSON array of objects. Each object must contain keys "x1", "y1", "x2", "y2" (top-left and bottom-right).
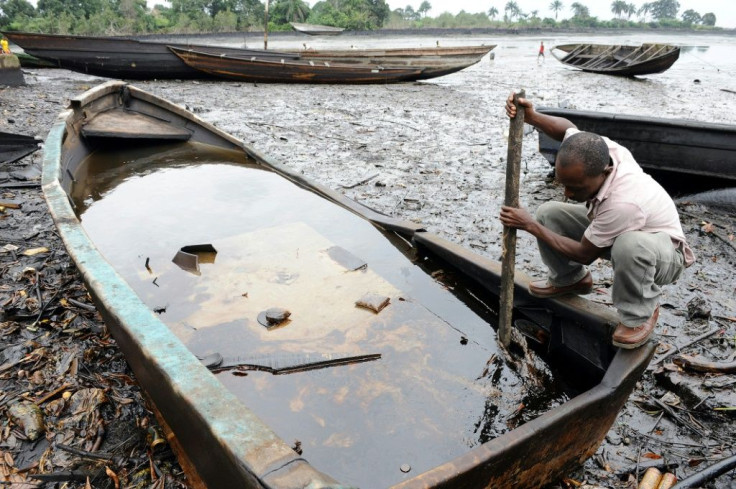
[
  {"x1": 611, "y1": 232, "x2": 654, "y2": 267},
  {"x1": 535, "y1": 201, "x2": 563, "y2": 225}
]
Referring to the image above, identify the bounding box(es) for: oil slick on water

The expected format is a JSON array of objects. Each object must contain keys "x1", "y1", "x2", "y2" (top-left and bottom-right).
[{"x1": 72, "y1": 142, "x2": 569, "y2": 488}]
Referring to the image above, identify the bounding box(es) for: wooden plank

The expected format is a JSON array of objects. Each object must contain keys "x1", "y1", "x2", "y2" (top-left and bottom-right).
[{"x1": 81, "y1": 109, "x2": 192, "y2": 140}]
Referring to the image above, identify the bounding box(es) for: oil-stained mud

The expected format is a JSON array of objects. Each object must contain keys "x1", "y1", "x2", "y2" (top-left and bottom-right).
[{"x1": 2, "y1": 30, "x2": 735, "y2": 488}]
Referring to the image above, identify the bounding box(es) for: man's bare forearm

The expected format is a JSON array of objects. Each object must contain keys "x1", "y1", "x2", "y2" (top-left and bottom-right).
[{"x1": 525, "y1": 110, "x2": 577, "y2": 141}]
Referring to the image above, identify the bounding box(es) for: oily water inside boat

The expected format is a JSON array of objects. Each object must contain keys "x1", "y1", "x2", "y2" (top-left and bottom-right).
[{"x1": 73, "y1": 142, "x2": 570, "y2": 487}]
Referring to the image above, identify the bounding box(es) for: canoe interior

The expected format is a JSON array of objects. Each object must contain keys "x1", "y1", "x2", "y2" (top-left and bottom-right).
[
  {"x1": 536, "y1": 107, "x2": 736, "y2": 193},
  {"x1": 0, "y1": 130, "x2": 41, "y2": 165},
  {"x1": 44, "y1": 81, "x2": 655, "y2": 488},
  {"x1": 552, "y1": 43, "x2": 680, "y2": 76}
]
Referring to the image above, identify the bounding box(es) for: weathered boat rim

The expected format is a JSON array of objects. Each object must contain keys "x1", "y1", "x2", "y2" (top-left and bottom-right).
[{"x1": 43, "y1": 80, "x2": 656, "y2": 488}]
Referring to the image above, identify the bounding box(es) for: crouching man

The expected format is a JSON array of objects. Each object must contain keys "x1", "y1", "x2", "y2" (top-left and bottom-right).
[{"x1": 500, "y1": 92, "x2": 694, "y2": 348}]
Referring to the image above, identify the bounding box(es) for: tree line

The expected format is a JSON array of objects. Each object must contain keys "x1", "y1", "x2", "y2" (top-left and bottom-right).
[{"x1": 0, "y1": 0, "x2": 721, "y2": 36}]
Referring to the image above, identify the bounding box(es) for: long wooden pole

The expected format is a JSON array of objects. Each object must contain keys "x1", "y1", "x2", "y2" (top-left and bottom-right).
[
  {"x1": 498, "y1": 90, "x2": 525, "y2": 348},
  {"x1": 264, "y1": 0, "x2": 269, "y2": 50}
]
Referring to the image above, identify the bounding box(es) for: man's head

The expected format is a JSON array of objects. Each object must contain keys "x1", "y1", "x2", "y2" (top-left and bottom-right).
[{"x1": 555, "y1": 131, "x2": 612, "y2": 202}]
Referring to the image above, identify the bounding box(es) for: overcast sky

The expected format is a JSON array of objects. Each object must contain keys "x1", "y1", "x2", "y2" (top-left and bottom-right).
[{"x1": 387, "y1": 0, "x2": 734, "y2": 28}]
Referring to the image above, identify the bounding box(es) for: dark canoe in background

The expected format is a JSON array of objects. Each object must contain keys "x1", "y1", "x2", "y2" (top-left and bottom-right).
[
  {"x1": 169, "y1": 47, "x2": 423, "y2": 84},
  {"x1": 295, "y1": 44, "x2": 496, "y2": 80},
  {"x1": 1, "y1": 31, "x2": 299, "y2": 80},
  {"x1": 536, "y1": 108, "x2": 736, "y2": 192},
  {"x1": 1, "y1": 130, "x2": 41, "y2": 165},
  {"x1": 43, "y1": 80, "x2": 654, "y2": 488},
  {"x1": 552, "y1": 43, "x2": 680, "y2": 76},
  {"x1": 290, "y1": 22, "x2": 345, "y2": 36}
]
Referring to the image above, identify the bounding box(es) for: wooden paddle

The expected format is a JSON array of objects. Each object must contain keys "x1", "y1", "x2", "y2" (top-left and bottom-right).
[{"x1": 499, "y1": 90, "x2": 525, "y2": 348}]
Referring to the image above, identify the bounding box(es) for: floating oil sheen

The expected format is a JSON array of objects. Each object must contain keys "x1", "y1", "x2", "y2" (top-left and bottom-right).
[{"x1": 73, "y1": 142, "x2": 569, "y2": 488}]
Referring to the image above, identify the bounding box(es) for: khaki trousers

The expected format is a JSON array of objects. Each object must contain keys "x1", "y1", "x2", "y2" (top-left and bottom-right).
[{"x1": 535, "y1": 202, "x2": 685, "y2": 326}]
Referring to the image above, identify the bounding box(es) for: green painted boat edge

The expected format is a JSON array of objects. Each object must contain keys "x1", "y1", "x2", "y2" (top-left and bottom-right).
[{"x1": 42, "y1": 92, "x2": 351, "y2": 488}]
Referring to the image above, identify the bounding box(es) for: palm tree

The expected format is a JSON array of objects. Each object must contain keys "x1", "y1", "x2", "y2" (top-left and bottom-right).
[
  {"x1": 418, "y1": 0, "x2": 431, "y2": 18},
  {"x1": 637, "y1": 2, "x2": 652, "y2": 21},
  {"x1": 488, "y1": 6, "x2": 499, "y2": 19},
  {"x1": 625, "y1": 2, "x2": 637, "y2": 19},
  {"x1": 280, "y1": 0, "x2": 309, "y2": 22},
  {"x1": 570, "y1": 1, "x2": 589, "y2": 18},
  {"x1": 611, "y1": 0, "x2": 627, "y2": 18},
  {"x1": 504, "y1": 1, "x2": 520, "y2": 21},
  {"x1": 549, "y1": 0, "x2": 563, "y2": 20}
]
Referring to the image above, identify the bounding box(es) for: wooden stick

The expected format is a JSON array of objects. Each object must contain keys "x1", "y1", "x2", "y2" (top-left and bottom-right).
[{"x1": 499, "y1": 90, "x2": 525, "y2": 348}]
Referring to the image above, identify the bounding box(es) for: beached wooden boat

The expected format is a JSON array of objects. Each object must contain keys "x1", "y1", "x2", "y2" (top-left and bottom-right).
[
  {"x1": 290, "y1": 22, "x2": 345, "y2": 35},
  {"x1": 43, "y1": 80, "x2": 654, "y2": 488},
  {"x1": 552, "y1": 43, "x2": 680, "y2": 76},
  {"x1": 1, "y1": 31, "x2": 299, "y2": 80},
  {"x1": 1, "y1": 130, "x2": 40, "y2": 165},
  {"x1": 536, "y1": 108, "x2": 736, "y2": 188},
  {"x1": 297, "y1": 44, "x2": 496, "y2": 79},
  {"x1": 169, "y1": 47, "x2": 423, "y2": 84}
]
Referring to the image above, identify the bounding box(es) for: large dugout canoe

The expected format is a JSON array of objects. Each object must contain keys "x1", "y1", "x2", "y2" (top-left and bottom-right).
[
  {"x1": 536, "y1": 107, "x2": 736, "y2": 186},
  {"x1": 169, "y1": 46, "x2": 423, "y2": 84},
  {"x1": 1, "y1": 31, "x2": 299, "y2": 80},
  {"x1": 295, "y1": 44, "x2": 496, "y2": 80},
  {"x1": 43, "y1": 81, "x2": 655, "y2": 488},
  {"x1": 552, "y1": 43, "x2": 680, "y2": 76}
]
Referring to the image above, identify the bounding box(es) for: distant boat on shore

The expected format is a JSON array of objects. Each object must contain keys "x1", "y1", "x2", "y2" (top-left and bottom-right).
[
  {"x1": 552, "y1": 43, "x2": 680, "y2": 76},
  {"x1": 1, "y1": 31, "x2": 299, "y2": 80},
  {"x1": 290, "y1": 22, "x2": 345, "y2": 36}
]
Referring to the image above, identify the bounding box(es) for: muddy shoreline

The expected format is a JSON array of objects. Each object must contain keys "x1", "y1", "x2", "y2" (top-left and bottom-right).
[{"x1": 2, "y1": 31, "x2": 735, "y2": 488}]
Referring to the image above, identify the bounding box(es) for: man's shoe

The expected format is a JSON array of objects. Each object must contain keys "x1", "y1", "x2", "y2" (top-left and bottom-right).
[
  {"x1": 612, "y1": 306, "x2": 660, "y2": 349},
  {"x1": 528, "y1": 271, "x2": 593, "y2": 298}
]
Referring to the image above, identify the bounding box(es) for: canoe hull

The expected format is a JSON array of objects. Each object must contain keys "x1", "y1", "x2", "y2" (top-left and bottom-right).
[
  {"x1": 1, "y1": 130, "x2": 40, "y2": 164},
  {"x1": 290, "y1": 22, "x2": 345, "y2": 35},
  {"x1": 297, "y1": 45, "x2": 496, "y2": 80},
  {"x1": 2, "y1": 31, "x2": 298, "y2": 80},
  {"x1": 552, "y1": 43, "x2": 680, "y2": 76},
  {"x1": 44, "y1": 81, "x2": 654, "y2": 488},
  {"x1": 537, "y1": 108, "x2": 736, "y2": 184},
  {"x1": 170, "y1": 47, "x2": 423, "y2": 84}
]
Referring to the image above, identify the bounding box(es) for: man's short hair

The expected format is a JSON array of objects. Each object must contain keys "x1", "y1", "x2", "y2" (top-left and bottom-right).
[{"x1": 557, "y1": 131, "x2": 609, "y2": 176}]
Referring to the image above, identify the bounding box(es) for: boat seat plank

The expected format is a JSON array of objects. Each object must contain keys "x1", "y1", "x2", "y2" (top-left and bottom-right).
[{"x1": 82, "y1": 109, "x2": 192, "y2": 140}]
